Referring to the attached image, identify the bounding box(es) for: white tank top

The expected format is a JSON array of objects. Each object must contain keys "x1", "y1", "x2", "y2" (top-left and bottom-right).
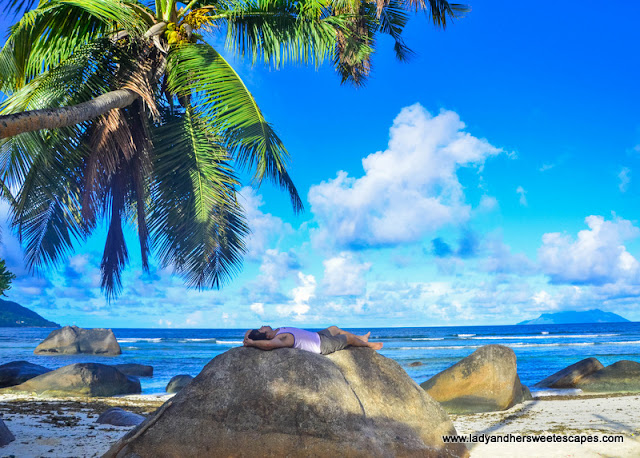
[{"x1": 275, "y1": 327, "x2": 321, "y2": 354}]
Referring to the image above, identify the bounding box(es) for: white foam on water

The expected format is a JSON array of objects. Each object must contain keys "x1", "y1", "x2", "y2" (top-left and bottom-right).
[
  {"x1": 395, "y1": 345, "x2": 481, "y2": 350},
  {"x1": 457, "y1": 334, "x2": 476, "y2": 337},
  {"x1": 507, "y1": 342, "x2": 595, "y2": 348},
  {"x1": 216, "y1": 340, "x2": 244, "y2": 345},
  {"x1": 117, "y1": 338, "x2": 163, "y2": 343},
  {"x1": 179, "y1": 338, "x2": 217, "y2": 343},
  {"x1": 471, "y1": 334, "x2": 619, "y2": 340},
  {"x1": 411, "y1": 338, "x2": 445, "y2": 341}
]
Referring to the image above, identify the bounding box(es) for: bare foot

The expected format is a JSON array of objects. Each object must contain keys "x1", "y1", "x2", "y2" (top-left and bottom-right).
[
  {"x1": 368, "y1": 342, "x2": 383, "y2": 350},
  {"x1": 358, "y1": 331, "x2": 371, "y2": 342}
]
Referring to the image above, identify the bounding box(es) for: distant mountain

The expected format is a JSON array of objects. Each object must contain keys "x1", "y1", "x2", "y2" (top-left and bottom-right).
[
  {"x1": 0, "y1": 298, "x2": 59, "y2": 327},
  {"x1": 518, "y1": 309, "x2": 630, "y2": 325}
]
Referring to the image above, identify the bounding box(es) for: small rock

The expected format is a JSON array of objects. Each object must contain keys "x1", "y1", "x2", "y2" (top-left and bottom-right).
[
  {"x1": 0, "y1": 417, "x2": 15, "y2": 446},
  {"x1": 166, "y1": 375, "x2": 193, "y2": 393},
  {"x1": 97, "y1": 408, "x2": 145, "y2": 427}
]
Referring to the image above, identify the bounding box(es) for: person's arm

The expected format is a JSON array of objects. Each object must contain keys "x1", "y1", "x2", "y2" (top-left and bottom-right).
[{"x1": 244, "y1": 333, "x2": 293, "y2": 351}]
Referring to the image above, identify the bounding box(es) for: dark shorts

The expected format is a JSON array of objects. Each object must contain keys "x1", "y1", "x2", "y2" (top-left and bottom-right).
[{"x1": 317, "y1": 328, "x2": 348, "y2": 355}]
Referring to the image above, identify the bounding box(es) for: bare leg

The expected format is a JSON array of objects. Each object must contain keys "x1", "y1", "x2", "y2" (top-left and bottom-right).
[
  {"x1": 345, "y1": 334, "x2": 383, "y2": 351},
  {"x1": 326, "y1": 326, "x2": 371, "y2": 342}
]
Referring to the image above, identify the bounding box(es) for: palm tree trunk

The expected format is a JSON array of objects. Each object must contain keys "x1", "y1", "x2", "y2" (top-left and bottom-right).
[{"x1": 0, "y1": 89, "x2": 139, "y2": 139}]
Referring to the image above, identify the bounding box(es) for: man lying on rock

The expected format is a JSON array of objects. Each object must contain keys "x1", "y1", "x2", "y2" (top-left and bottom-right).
[{"x1": 243, "y1": 326, "x2": 383, "y2": 355}]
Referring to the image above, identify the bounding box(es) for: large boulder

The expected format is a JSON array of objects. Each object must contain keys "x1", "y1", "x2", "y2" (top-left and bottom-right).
[
  {"x1": 0, "y1": 417, "x2": 15, "y2": 446},
  {"x1": 105, "y1": 347, "x2": 468, "y2": 458},
  {"x1": 113, "y1": 364, "x2": 153, "y2": 377},
  {"x1": 34, "y1": 325, "x2": 121, "y2": 355},
  {"x1": 1, "y1": 363, "x2": 140, "y2": 397},
  {"x1": 576, "y1": 360, "x2": 640, "y2": 393},
  {"x1": 165, "y1": 375, "x2": 193, "y2": 393},
  {"x1": 534, "y1": 357, "x2": 604, "y2": 388},
  {"x1": 0, "y1": 360, "x2": 51, "y2": 388},
  {"x1": 97, "y1": 407, "x2": 146, "y2": 427},
  {"x1": 420, "y1": 345, "x2": 532, "y2": 414}
]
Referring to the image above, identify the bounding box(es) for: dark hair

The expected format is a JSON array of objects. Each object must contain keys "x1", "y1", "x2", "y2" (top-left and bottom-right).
[{"x1": 248, "y1": 329, "x2": 268, "y2": 340}]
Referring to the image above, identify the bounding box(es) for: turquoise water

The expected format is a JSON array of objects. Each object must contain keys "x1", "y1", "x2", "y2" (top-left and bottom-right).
[{"x1": 1, "y1": 323, "x2": 639, "y2": 395}]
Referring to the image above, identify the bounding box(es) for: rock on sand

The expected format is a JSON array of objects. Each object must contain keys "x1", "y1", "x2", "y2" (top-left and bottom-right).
[
  {"x1": 97, "y1": 407, "x2": 146, "y2": 426},
  {"x1": 534, "y1": 357, "x2": 604, "y2": 388},
  {"x1": 34, "y1": 325, "x2": 121, "y2": 355},
  {"x1": 0, "y1": 361, "x2": 51, "y2": 388},
  {"x1": 113, "y1": 364, "x2": 153, "y2": 377},
  {"x1": 576, "y1": 360, "x2": 640, "y2": 393},
  {"x1": 1, "y1": 363, "x2": 141, "y2": 397},
  {"x1": 165, "y1": 375, "x2": 193, "y2": 393},
  {"x1": 105, "y1": 347, "x2": 468, "y2": 457},
  {"x1": 420, "y1": 344, "x2": 532, "y2": 414},
  {"x1": 0, "y1": 417, "x2": 15, "y2": 446}
]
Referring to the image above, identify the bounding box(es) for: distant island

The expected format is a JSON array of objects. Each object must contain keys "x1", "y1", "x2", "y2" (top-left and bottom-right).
[
  {"x1": 518, "y1": 309, "x2": 630, "y2": 325},
  {"x1": 0, "y1": 298, "x2": 59, "y2": 327}
]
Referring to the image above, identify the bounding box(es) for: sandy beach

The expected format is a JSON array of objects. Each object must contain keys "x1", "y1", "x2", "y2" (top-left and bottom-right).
[
  {"x1": 451, "y1": 393, "x2": 640, "y2": 457},
  {"x1": 0, "y1": 392, "x2": 638, "y2": 457},
  {"x1": 0, "y1": 393, "x2": 171, "y2": 457}
]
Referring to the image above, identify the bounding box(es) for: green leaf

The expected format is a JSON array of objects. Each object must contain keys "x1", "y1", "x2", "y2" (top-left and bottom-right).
[{"x1": 167, "y1": 43, "x2": 303, "y2": 212}]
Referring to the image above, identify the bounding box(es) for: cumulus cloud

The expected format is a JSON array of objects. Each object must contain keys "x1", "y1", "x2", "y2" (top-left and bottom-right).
[
  {"x1": 252, "y1": 249, "x2": 301, "y2": 295},
  {"x1": 308, "y1": 104, "x2": 502, "y2": 250},
  {"x1": 538, "y1": 215, "x2": 640, "y2": 285},
  {"x1": 618, "y1": 167, "x2": 631, "y2": 193},
  {"x1": 322, "y1": 252, "x2": 371, "y2": 296},
  {"x1": 276, "y1": 272, "x2": 316, "y2": 319},
  {"x1": 238, "y1": 187, "x2": 293, "y2": 260}
]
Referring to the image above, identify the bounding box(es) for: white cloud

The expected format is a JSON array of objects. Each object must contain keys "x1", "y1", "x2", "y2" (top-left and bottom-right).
[
  {"x1": 238, "y1": 187, "x2": 293, "y2": 260},
  {"x1": 250, "y1": 302, "x2": 265, "y2": 315},
  {"x1": 308, "y1": 104, "x2": 502, "y2": 249},
  {"x1": 618, "y1": 167, "x2": 631, "y2": 193},
  {"x1": 253, "y1": 249, "x2": 300, "y2": 294},
  {"x1": 276, "y1": 272, "x2": 316, "y2": 319},
  {"x1": 516, "y1": 186, "x2": 527, "y2": 206},
  {"x1": 532, "y1": 290, "x2": 558, "y2": 311},
  {"x1": 322, "y1": 253, "x2": 371, "y2": 296},
  {"x1": 538, "y1": 215, "x2": 640, "y2": 285}
]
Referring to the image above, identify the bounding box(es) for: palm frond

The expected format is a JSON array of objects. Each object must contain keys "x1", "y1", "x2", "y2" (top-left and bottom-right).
[
  {"x1": 149, "y1": 106, "x2": 248, "y2": 289},
  {"x1": 167, "y1": 43, "x2": 303, "y2": 212},
  {"x1": 100, "y1": 170, "x2": 129, "y2": 299},
  {"x1": 0, "y1": 0, "x2": 148, "y2": 89},
  {"x1": 406, "y1": 0, "x2": 469, "y2": 27},
  {"x1": 201, "y1": 0, "x2": 340, "y2": 69},
  {"x1": 9, "y1": 126, "x2": 91, "y2": 271},
  {"x1": 378, "y1": 0, "x2": 414, "y2": 62}
]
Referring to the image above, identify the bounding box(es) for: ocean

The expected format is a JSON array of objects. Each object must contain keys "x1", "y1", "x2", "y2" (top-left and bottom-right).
[{"x1": 1, "y1": 322, "x2": 639, "y2": 395}]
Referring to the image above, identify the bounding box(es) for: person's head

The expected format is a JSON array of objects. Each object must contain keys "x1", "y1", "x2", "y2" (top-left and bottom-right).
[
  {"x1": 248, "y1": 329, "x2": 268, "y2": 340},
  {"x1": 249, "y1": 325, "x2": 276, "y2": 340}
]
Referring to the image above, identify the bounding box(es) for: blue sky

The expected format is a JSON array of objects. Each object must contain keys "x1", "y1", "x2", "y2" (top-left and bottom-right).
[{"x1": 2, "y1": 2, "x2": 640, "y2": 328}]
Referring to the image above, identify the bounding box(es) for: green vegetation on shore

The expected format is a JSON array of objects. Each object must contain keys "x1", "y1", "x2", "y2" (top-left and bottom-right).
[{"x1": 0, "y1": 298, "x2": 59, "y2": 327}]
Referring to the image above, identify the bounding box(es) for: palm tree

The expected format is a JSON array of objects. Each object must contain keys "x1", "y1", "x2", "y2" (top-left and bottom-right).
[{"x1": 0, "y1": 0, "x2": 468, "y2": 298}]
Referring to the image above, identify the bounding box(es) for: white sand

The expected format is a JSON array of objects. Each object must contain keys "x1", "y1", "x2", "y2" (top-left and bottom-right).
[
  {"x1": 451, "y1": 393, "x2": 640, "y2": 457},
  {"x1": 0, "y1": 393, "x2": 171, "y2": 457},
  {"x1": 0, "y1": 392, "x2": 639, "y2": 457}
]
